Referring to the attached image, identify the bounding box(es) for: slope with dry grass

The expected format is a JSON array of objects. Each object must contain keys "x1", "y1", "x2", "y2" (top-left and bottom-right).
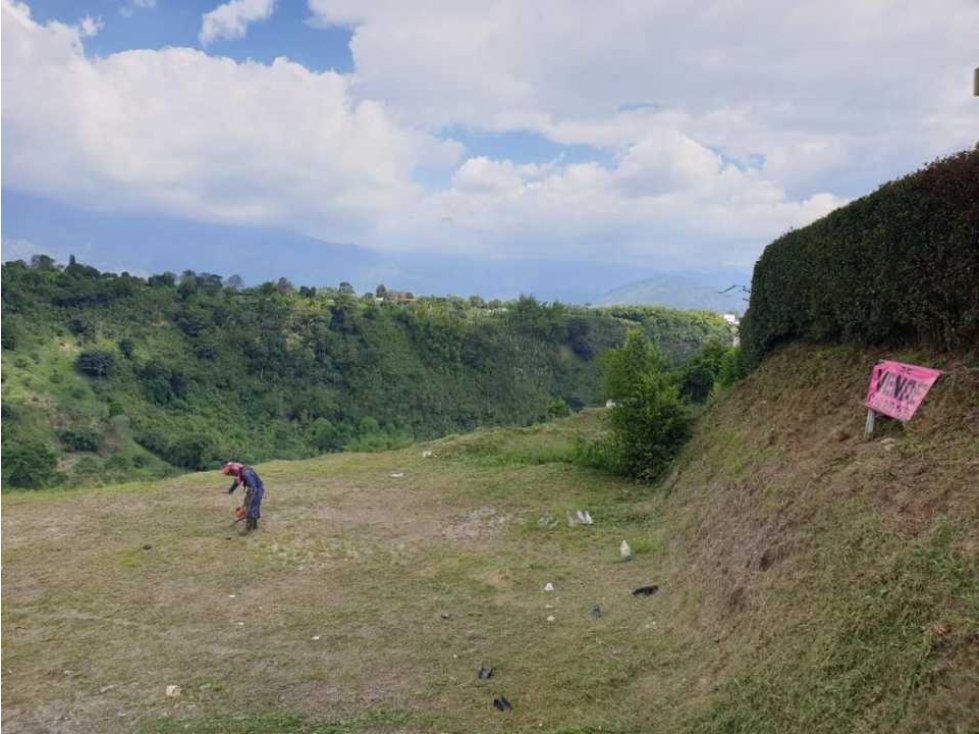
[{"x1": 2, "y1": 344, "x2": 977, "y2": 733}]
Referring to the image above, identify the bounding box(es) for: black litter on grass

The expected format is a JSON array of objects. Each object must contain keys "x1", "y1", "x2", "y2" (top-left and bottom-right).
[
  {"x1": 632, "y1": 585, "x2": 659, "y2": 597},
  {"x1": 493, "y1": 697, "x2": 512, "y2": 712}
]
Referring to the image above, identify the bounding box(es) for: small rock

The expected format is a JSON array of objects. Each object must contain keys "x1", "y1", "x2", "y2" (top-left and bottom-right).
[
  {"x1": 543, "y1": 582, "x2": 555, "y2": 592},
  {"x1": 142, "y1": 544, "x2": 152, "y2": 551},
  {"x1": 590, "y1": 605, "x2": 602, "y2": 619},
  {"x1": 493, "y1": 697, "x2": 512, "y2": 712},
  {"x1": 440, "y1": 612, "x2": 452, "y2": 620},
  {"x1": 165, "y1": 685, "x2": 181, "y2": 699},
  {"x1": 546, "y1": 615, "x2": 556, "y2": 622}
]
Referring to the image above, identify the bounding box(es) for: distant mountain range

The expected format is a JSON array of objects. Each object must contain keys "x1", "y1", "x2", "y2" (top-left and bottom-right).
[
  {"x1": 2, "y1": 190, "x2": 750, "y2": 309},
  {"x1": 596, "y1": 273, "x2": 749, "y2": 313}
]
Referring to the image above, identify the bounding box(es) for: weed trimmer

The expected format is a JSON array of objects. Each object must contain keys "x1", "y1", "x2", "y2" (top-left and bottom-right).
[{"x1": 229, "y1": 506, "x2": 246, "y2": 528}]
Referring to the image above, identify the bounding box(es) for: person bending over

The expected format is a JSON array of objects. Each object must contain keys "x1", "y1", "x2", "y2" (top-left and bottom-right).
[{"x1": 223, "y1": 461, "x2": 265, "y2": 533}]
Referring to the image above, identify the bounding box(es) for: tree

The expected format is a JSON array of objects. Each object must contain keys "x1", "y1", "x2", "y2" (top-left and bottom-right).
[
  {"x1": 601, "y1": 331, "x2": 692, "y2": 482},
  {"x1": 226, "y1": 274, "x2": 245, "y2": 291},
  {"x1": 375, "y1": 284, "x2": 387, "y2": 299},
  {"x1": 338, "y1": 281, "x2": 355, "y2": 295}
]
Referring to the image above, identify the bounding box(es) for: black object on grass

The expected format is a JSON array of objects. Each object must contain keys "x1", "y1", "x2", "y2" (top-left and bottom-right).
[
  {"x1": 590, "y1": 605, "x2": 602, "y2": 618},
  {"x1": 493, "y1": 697, "x2": 512, "y2": 712},
  {"x1": 477, "y1": 666, "x2": 493, "y2": 680},
  {"x1": 632, "y1": 585, "x2": 659, "y2": 597}
]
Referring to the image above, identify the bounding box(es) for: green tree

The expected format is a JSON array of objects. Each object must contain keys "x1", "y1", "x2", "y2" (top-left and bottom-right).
[{"x1": 601, "y1": 331, "x2": 692, "y2": 482}]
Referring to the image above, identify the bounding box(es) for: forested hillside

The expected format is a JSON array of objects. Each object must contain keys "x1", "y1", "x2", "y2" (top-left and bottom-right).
[{"x1": 0, "y1": 256, "x2": 730, "y2": 488}]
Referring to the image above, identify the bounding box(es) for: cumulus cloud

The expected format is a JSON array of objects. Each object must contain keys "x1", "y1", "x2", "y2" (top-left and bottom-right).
[
  {"x1": 310, "y1": 0, "x2": 979, "y2": 198},
  {"x1": 4, "y1": 0, "x2": 976, "y2": 272},
  {"x1": 200, "y1": 0, "x2": 277, "y2": 46},
  {"x1": 2, "y1": 0, "x2": 460, "y2": 245}
]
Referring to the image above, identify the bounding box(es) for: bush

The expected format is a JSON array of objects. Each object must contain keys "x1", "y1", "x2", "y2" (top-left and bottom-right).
[
  {"x1": 2, "y1": 439, "x2": 61, "y2": 488},
  {"x1": 57, "y1": 427, "x2": 105, "y2": 452},
  {"x1": 75, "y1": 350, "x2": 116, "y2": 378},
  {"x1": 677, "y1": 342, "x2": 731, "y2": 404},
  {"x1": 742, "y1": 149, "x2": 979, "y2": 364}
]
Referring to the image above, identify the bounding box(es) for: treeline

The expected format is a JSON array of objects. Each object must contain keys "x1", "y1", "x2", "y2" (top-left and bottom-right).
[
  {"x1": 742, "y1": 148, "x2": 979, "y2": 364},
  {"x1": 1, "y1": 256, "x2": 732, "y2": 488}
]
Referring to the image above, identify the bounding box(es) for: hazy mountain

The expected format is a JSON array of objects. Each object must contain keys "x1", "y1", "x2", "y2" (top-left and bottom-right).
[{"x1": 597, "y1": 273, "x2": 749, "y2": 313}]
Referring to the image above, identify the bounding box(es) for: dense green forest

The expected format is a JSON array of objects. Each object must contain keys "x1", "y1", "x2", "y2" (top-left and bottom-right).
[{"x1": 0, "y1": 255, "x2": 731, "y2": 488}]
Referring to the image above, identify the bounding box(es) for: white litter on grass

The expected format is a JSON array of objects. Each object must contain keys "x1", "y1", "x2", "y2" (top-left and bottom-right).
[
  {"x1": 546, "y1": 615, "x2": 556, "y2": 623},
  {"x1": 236, "y1": 622, "x2": 244, "y2": 627},
  {"x1": 421, "y1": 450, "x2": 433, "y2": 458},
  {"x1": 390, "y1": 472, "x2": 405, "y2": 478},
  {"x1": 228, "y1": 594, "x2": 236, "y2": 598},
  {"x1": 620, "y1": 540, "x2": 633, "y2": 561},
  {"x1": 545, "y1": 604, "x2": 554, "y2": 609},
  {"x1": 165, "y1": 685, "x2": 181, "y2": 699},
  {"x1": 311, "y1": 636, "x2": 320, "y2": 641},
  {"x1": 544, "y1": 582, "x2": 555, "y2": 592}
]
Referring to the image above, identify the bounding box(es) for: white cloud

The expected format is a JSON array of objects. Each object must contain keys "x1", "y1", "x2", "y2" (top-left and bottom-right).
[
  {"x1": 309, "y1": 0, "x2": 979, "y2": 198},
  {"x1": 120, "y1": 0, "x2": 156, "y2": 17},
  {"x1": 2, "y1": 0, "x2": 460, "y2": 246},
  {"x1": 4, "y1": 0, "x2": 977, "y2": 273},
  {"x1": 200, "y1": 0, "x2": 277, "y2": 46},
  {"x1": 78, "y1": 15, "x2": 102, "y2": 37}
]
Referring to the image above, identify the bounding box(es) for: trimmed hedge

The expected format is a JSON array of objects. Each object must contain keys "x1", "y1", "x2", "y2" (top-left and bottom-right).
[{"x1": 742, "y1": 149, "x2": 979, "y2": 364}]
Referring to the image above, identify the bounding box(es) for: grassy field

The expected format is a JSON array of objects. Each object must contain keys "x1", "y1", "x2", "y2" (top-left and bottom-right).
[{"x1": 3, "y1": 345, "x2": 978, "y2": 733}]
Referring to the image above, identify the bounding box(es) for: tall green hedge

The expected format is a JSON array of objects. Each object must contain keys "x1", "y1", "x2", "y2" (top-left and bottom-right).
[{"x1": 742, "y1": 149, "x2": 979, "y2": 364}]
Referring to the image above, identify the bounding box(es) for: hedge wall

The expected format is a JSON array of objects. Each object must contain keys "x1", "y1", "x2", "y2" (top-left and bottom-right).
[{"x1": 742, "y1": 148, "x2": 979, "y2": 364}]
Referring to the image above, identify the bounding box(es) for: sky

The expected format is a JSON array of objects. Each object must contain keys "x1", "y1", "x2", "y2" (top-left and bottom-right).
[{"x1": 2, "y1": 0, "x2": 977, "y2": 297}]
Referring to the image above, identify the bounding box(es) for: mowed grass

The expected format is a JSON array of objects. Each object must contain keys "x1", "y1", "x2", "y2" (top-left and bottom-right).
[
  {"x1": 2, "y1": 419, "x2": 677, "y2": 734},
  {"x1": 3, "y1": 345, "x2": 979, "y2": 733}
]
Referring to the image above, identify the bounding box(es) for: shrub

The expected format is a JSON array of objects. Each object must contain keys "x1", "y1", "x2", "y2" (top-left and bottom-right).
[
  {"x1": 2, "y1": 439, "x2": 60, "y2": 488},
  {"x1": 75, "y1": 350, "x2": 116, "y2": 378},
  {"x1": 57, "y1": 427, "x2": 105, "y2": 452},
  {"x1": 742, "y1": 149, "x2": 979, "y2": 364},
  {"x1": 677, "y1": 342, "x2": 731, "y2": 404}
]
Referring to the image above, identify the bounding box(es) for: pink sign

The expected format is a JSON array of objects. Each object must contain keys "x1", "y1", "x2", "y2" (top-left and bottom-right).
[{"x1": 865, "y1": 360, "x2": 941, "y2": 421}]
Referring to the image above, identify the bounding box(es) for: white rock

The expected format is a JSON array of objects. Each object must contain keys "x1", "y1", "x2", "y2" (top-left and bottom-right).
[
  {"x1": 543, "y1": 582, "x2": 555, "y2": 592},
  {"x1": 546, "y1": 615, "x2": 556, "y2": 622},
  {"x1": 165, "y1": 685, "x2": 181, "y2": 699}
]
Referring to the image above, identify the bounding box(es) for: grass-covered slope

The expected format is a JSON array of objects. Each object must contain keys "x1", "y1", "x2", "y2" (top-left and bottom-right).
[{"x1": 3, "y1": 344, "x2": 976, "y2": 733}]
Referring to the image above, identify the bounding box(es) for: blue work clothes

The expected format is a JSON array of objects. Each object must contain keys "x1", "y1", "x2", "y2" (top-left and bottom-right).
[{"x1": 228, "y1": 466, "x2": 265, "y2": 519}]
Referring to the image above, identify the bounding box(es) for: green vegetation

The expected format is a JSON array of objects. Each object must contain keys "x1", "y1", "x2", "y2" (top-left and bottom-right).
[
  {"x1": 3, "y1": 344, "x2": 976, "y2": 733},
  {"x1": 1, "y1": 256, "x2": 731, "y2": 488},
  {"x1": 741, "y1": 148, "x2": 979, "y2": 364}
]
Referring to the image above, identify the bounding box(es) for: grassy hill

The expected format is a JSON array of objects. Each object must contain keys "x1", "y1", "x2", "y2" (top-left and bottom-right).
[{"x1": 4, "y1": 343, "x2": 976, "y2": 733}]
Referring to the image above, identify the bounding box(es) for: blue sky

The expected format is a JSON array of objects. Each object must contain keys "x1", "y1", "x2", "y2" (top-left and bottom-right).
[{"x1": 3, "y1": 0, "x2": 977, "y2": 297}]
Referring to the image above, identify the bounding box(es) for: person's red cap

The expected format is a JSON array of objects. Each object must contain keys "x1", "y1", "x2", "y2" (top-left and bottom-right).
[{"x1": 222, "y1": 461, "x2": 243, "y2": 476}]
